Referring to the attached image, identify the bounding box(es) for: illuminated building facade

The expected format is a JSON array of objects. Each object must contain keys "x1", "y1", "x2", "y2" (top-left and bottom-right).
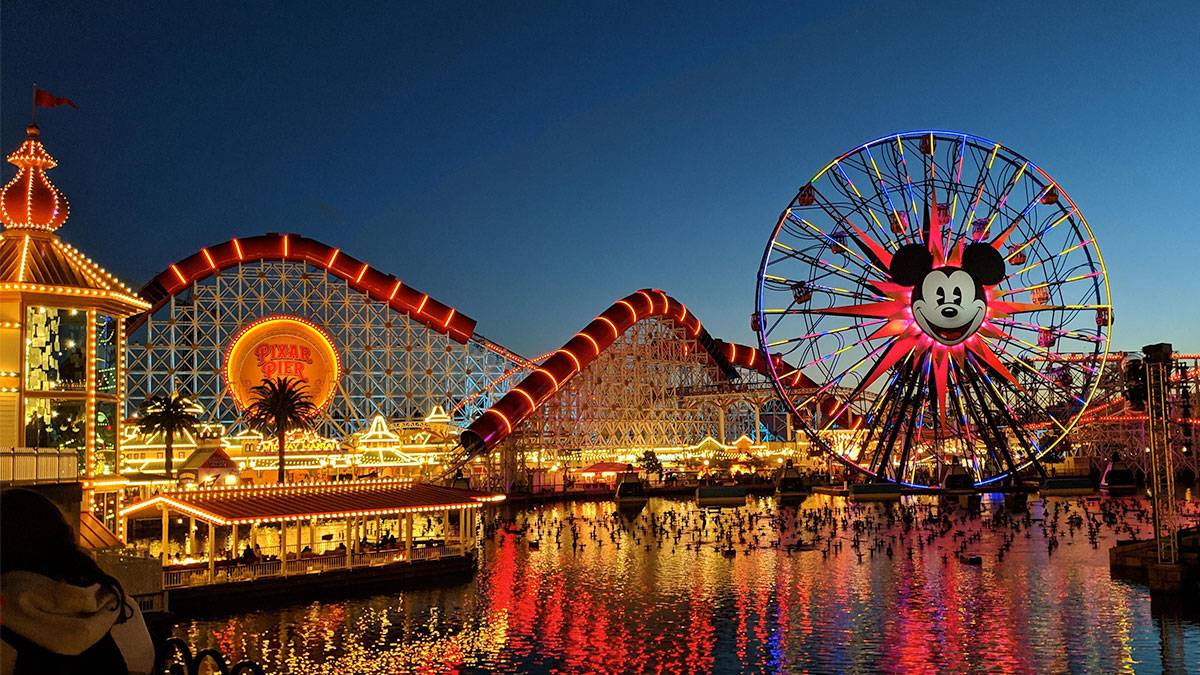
[{"x1": 0, "y1": 124, "x2": 149, "y2": 496}]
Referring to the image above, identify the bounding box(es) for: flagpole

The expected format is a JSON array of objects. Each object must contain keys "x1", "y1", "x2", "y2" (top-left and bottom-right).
[{"x1": 30, "y1": 82, "x2": 37, "y2": 125}]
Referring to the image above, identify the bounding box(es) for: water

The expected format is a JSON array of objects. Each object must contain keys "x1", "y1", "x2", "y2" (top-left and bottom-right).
[{"x1": 172, "y1": 495, "x2": 1200, "y2": 673}]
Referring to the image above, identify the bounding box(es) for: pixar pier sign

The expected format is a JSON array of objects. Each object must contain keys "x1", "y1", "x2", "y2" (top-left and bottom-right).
[
  {"x1": 224, "y1": 316, "x2": 341, "y2": 411},
  {"x1": 254, "y1": 342, "x2": 316, "y2": 379}
]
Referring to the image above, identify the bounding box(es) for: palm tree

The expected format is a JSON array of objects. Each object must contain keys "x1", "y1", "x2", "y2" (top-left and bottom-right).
[
  {"x1": 244, "y1": 377, "x2": 318, "y2": 483},
  {"x1": 139, "y1": 392, "x2": 202, "y2": 478}
]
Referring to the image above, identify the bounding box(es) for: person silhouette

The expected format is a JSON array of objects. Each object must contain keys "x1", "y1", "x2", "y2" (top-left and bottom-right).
[{"x1": 1, "y1": 488, "x2": 154, "y2": 674}]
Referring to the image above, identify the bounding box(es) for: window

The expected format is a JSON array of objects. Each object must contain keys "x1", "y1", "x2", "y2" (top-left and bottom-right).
[
  {"x1": 24, "y1": 398, "x2": 87, "y2": 471},
  {"x1": 95, "y1": 401, "x2": 118, "y2": 475},
  {"x1": 95, "y1": 314, "x2": 118, "y2": 394},
  {"x1": 24, "y1": 307, "x2": 88, "y2": 392}
]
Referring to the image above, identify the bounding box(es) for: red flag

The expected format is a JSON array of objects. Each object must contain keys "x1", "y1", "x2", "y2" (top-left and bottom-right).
[{"x1": 34, "y1": 88, "x2": 78, "y2": 109}]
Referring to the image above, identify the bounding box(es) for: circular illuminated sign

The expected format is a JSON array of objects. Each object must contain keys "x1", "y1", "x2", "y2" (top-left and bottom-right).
[{"x1": 224, "y1": 316, "x2": 341, "y2": 411}]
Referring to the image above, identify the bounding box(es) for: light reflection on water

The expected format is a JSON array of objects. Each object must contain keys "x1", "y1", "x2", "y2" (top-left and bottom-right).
[{"x1": 173, "y1": 495, "x2": 1200, "y2": 673}]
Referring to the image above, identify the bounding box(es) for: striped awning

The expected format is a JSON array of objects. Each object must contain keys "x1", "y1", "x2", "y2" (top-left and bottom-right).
[{"x1": 120, "y1": 479, "x2": 503, "y2": 526}]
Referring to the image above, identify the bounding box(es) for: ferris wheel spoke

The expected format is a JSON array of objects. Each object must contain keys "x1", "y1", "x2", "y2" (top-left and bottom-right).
[
  {"x1": 967, "y1": 355, "x2": 1051, "y2": 473},
  {"x1": 766, "y1": 244, "x2": 881, "y2": 293},
  {"x1": 957, "y1": 359, "x2": 1023, "y2": 478},
  {"x1": 946, "y1": 364, "x2": 984, "y2": 472},
  {"x1": 763, "y1": 318, "x2": 887, "y2": 349},
  {"x1": 1004, "y1": 209, "x2": 1076, "y2": 264},
  {"x1": 838, "y1": 153, "x2": 907, "y2": 247},
  {"x1": 858, "y1": 146, "x2": 915, "y2": 245},
  {"x1": 871, "y1": 353, "x2": 926, "y2": 480},
  {"x1": 784, "y1": 211, "x2": 891, "y2": 279},
  {"x1": 828, "y1": 161, "x2": 897, "y2": 250},
  {"x1": 961, "y1": 142, "x2": 1002, "y2": 230},
  {"x1": 990, "y1": 317, "x2": 1104, "y2": 347}
]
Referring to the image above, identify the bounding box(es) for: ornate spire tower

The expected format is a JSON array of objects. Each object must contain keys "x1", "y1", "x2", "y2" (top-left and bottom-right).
[{"x1": 0, "y1": 122, "x2": 149, "y2": 528}]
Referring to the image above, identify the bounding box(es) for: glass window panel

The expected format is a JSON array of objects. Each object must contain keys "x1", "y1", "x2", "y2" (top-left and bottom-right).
[
  {"x1": 24, "y1": 397, "x2": 87, "y2": 472},
  {"x1": 24, "y1": 306, "x2": 88, "y2": 392},
  {"x1": 95, "y1": 401, "x2": 118, "y2": 476},
  {"x1": 95, "y1": 314, "x2": 118, "y2": 394}
]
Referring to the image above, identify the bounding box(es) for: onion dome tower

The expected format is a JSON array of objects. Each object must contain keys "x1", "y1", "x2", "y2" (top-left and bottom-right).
[{"x1": 0, "y1": 123, "x2": 150, "y2": 498}]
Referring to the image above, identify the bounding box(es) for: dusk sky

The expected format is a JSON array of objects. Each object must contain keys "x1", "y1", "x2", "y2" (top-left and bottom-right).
[{"x1": 3, "y1": 1, "x2": 1198, "y2": 356}]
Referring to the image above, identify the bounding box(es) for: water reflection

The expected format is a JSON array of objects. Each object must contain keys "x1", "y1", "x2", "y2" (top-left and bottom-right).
[{"x1": 174, "y1": 495, "x2": 1199, "y2": 673}]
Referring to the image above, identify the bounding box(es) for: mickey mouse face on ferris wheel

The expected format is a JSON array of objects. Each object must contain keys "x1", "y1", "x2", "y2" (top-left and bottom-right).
[{"x1": 889, "y1": 242, "x2": 1006, "y2": 346}]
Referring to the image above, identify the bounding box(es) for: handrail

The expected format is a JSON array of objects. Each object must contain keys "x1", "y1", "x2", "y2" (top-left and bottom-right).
[
  {"x1": 156, "y1": 637, "x2": 264, "y2": 675},
  {"x1": 162, "y1": 544, "x2": 463, "y2": 588}
]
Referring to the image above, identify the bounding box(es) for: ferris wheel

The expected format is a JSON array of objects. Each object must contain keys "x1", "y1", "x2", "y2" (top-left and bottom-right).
[{"x1": 754, "y1": 131, "x2": 1111, "y2": 486}]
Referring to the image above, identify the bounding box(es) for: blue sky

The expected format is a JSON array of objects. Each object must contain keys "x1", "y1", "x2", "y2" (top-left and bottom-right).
[{"x1": 3, "y1": 1, "x2": 1198, "y2": 355}]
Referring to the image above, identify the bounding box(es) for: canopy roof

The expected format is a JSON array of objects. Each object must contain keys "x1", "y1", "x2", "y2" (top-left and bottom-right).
[
  {"x1": 580, "y1": 462, "x2": 636, "y2": 474},
  {"x1": 120, "y1": 479, "x2": 504, "y2": 525},
  {"x1": 0, "y1": 125, "x2": 148, "y2": 315}
]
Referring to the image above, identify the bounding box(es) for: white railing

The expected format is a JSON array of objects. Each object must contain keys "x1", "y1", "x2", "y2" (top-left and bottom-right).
[
  {"x1": 163, "y1": 544, "x2": 462, "y2": 588},
  {"x1": 0, "y1": 447, "x2": 78, "y2": 485}
]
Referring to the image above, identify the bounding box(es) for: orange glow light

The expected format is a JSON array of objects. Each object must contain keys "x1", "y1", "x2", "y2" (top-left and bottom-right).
[
  {"x1": 485, "y1": 408, "x2": 512, "y2": 434},
  {"x1": 201, "y1": 248, "x2": 217, "y2": 270},
  {"x1": 326, "y1": 249, "x2": 340, "y2": 269},
  {"x1": 232, "y1": 238, "x2": 244, "y2": 260},
  {"x1": 389, "y1": 280, "x2": 402, "y2": 300},
  {"x1": 534, "y1": 367, "x2": 559, "y2": 389},
  {"x1": 556, "y1": 348, "x2": 581, "y2": 373},
  {"x1": 416, "y1": 294, "x2": 429, "y2": 315},
  {"x1": 597, "y1": 316, "x2": 619, "y2": 339},
  {"x1": 577, "y1": 332, "x2": 600, "y2": 356},
  {"x1": 617, "y1": 300, "x2": 638, "y2": 322},
  {"x1": 170, "y1": 264, "x2": 186, "y2": 285},
  {"x1": 443, "y1": 308, "x2": 456, "y2": 329},
  {"x1": 355, "y1": 263, "x2": 368, "y2": 283},
  {"x1": 513, "y1": 386, "x2": 537, "y2": 411},
  {"x1": 636, "y1": 290, "x2": 656, "y2": 313}
]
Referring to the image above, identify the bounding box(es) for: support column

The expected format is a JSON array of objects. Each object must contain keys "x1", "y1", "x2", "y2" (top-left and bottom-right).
[
  {"x1": 405, "y1": 512, "x2": 414, "y2": 556},
  {"x1": 345, "y1": 517, "x2": 352, "y2": 569},
  {"x1": 280, "y1": 521, "x2": 288, "y2": 577},
  {"x1": 250, "y1": 522, "x2": 258, "y2": 553},
  {"x1": 160, "y1": 506, "x2": 169, "y2": 565},
  {"x1": 459, "y1": 507, "x2": 467, "y2": 554},
  {"x1": 187, "y1": 517, "x2": 196, "y2": 555},
  {"x1": 718, "y1": 405, "x2": 726, "y2": 445},
  {"x1": 753, "y1": 405, "x2": 761, "y2": 443},
  {"x1": 308, "y1": 518, "x2": 315, "y2": 554},
  {"x1": 231, "y1": 523, "x2": 239, "y2": 560},
  {"x1": 207, "y1": 522, "x2": 215, "y2": 583}
]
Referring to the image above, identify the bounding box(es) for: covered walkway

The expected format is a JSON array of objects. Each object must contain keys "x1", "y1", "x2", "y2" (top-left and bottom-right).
[{"x1": 120, "y1": 479, "x2": 503, "y2": 588}]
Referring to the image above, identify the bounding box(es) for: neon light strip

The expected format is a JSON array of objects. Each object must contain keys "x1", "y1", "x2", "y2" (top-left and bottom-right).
[
  {"x1": 556, "y1": 348, "x2": 581, "y2": 373},
  {"x1": 512, "y1": 386, "x2": 537, "y2": 411},
  {"x1": 577, "y1": 332, "x2": 600, "y2": 356},
  {"x1": 597, "y1": 316, "x2": 619, "y2": 338},
  {"x1": 617, "y1": 300, "x2": 638, "y2": 322}
]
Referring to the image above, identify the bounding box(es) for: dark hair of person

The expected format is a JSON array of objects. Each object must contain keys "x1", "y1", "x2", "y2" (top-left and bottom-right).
[{"x1": 0, "y1": 488, "x2": 132, "y2": 623}]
